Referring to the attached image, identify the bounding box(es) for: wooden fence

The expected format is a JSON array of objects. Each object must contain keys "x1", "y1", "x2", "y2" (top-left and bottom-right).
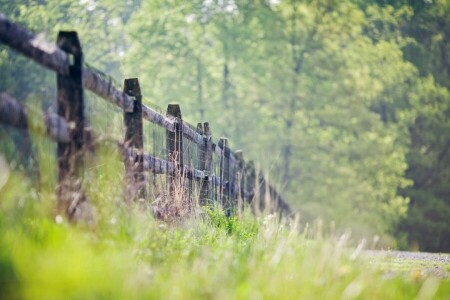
[{"x1": 0, "y1": 14, "x2": 291, "y2": 221}]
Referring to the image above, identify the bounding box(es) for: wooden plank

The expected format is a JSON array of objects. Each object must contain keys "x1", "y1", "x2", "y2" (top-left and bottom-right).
[
  {"x1": 122, "y1": 147, "x2": 206, "y2": 181},
  {"x1": 182, "y1": 122, "x2": 203, "y2": 145},
  {"x1": 83, "y1": 68, "x2": 133, "y2": 111},
  {"x1": 0, "y1": 92, "x2": 29, "y2": 128},
  {"x1": 142, "y1": 105, "x2": 175, "y2": 131},
  {"x1": 0, "y1": 14, "x2": 69, "y2": 75},
  {"x1": 0, "y1": 92, "x2": 71, "y2": 142},
  {"x1": 123, "y1": 78, "x2": 146, "y2": 203},
  {"x1": 0, "y1": 92, "x2": 38, "y2": 180},
  {"x1": 142, "y1": 152, "x2": 174, "y2": 174}
]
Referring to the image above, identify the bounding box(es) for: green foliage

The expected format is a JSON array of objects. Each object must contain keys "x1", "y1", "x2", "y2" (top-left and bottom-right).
[
  {"x1": 1, "y1": 0, "x2": 450, "y2": 251},
  {"x1": 351, "y1": 0, "x2": 450, "y2": 252},
  {"x1": 205, "y1": 207, "x2": 258, "y2": 240}
]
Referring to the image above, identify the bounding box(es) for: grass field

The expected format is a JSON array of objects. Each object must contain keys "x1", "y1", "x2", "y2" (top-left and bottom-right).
[
  {"x1": 1, "y1": 202, "x2": 449, "y2": 299},
  {"x1": 0, "y1": 151, "x2": 449, "y2": 300}
]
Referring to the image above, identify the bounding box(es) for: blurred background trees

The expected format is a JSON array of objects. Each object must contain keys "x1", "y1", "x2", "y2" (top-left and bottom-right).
[{"x1": 0, "y1": 0, "x2": 448, "y2": 252}]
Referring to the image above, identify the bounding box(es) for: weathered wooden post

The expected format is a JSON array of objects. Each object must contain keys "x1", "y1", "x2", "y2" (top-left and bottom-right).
[
  {"x1": 197, "y1": 123, "x2": 208, "y2": 206},
  {"x1": 229, "y1": 157, "x2": 236, "y2": 215},
  {"x1": 123, "y1": 78, "x2": 146, "y2": 204},
  {"x1": 203, "y1": 122, "x2": 213, "y2": 204},
  {"x1": 245, "y1": 160, "x2": 259, "y2": 216},
  {"x1": 261, "y1": 171, "x2": 271, "y2": 213},
  {"x1": 232, "y1": 156, "x2": 239, "y2": 212},
  {"x1": 166, "y1": 104, "x2": 183, "y2": 198},
  {"x1": 235, "y1": 150, "x2": 245, "y2": 217},
  {"x1": 219, "y1": 137, "x2": 232, "y2": 215},
  {"x1": 56, "y1": 31, "x2": 92, "y2": 222}
]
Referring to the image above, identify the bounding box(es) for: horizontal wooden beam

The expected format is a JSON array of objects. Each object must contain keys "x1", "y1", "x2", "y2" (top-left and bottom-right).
[
  {"x1": 0, "y1": 15, "x2": 68, "y2": 75},
  {"x1": 143, "y1": 152, "x2": 175, "y2": 174},
  {"x1": 83, "y1": 68, "x2": 134, "y2": 112},
  {"x1": 142, "y1": 105, "x2": 175, "y2": 131},
  {"x1": 0, "y1": 92, "x2": 29, "y2": 129},
  {"x1": 0, "y1": 92, "x2": 71, "y2": 142},
  {"x1": 182, "y1": 122, "x2": 204, "y2": 145},
  {"x1": 123, "y1": 147, "x2": 207, "y2": 181}
]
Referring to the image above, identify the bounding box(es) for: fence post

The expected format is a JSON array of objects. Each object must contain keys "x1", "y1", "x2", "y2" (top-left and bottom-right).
[
  {"x1": 56, "y1": 31, "x2": 91, "y2": 222},
  {"x1": 197, "y1": 123, "x2": 208, "y2": 206},
  {"x1": 229, "y1": 156, "x2": 236, "y2": 214},
  {"x1": 218, "y1": 137, "x2": 231, "y2": 215},
  {"x1": 203, "y1": 122, "x2": 213, "y2": 205},
  {"x1": 123, "y1": 78, "x2": 146, "y2": 204},
  {"x1": 245, "y1": 160, "x2": 259, "y2": 216},
  {"x1": 235, "y1": 150, "x2": 244, "y2": 217},
  {"x1": 260, "y1": 171, "x2": 270, "y2": 214},
  {"x1": 166, "y1": 104, "x2": 183, "y2": 198}
]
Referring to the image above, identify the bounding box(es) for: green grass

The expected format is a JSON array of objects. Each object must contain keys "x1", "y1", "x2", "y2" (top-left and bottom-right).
[{"x1": 0, "y1": 148, "x2": 449, "y2": 300}]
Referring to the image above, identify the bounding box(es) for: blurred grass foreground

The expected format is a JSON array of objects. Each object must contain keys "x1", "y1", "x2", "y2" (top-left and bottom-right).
[{"x1": 0, "y1": 149, "x2": 449, "y2": 300}]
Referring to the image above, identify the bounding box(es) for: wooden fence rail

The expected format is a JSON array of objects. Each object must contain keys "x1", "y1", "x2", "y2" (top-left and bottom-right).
[{"x1": 0, "y1": 14, "x2": 291, "y2": 221}]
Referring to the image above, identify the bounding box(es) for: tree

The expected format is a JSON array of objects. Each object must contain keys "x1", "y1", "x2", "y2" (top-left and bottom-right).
[{"x1": 356, "y1": 0, "x2": 450, "y2": 251}]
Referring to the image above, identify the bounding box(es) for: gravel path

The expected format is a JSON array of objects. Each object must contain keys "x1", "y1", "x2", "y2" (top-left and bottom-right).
[
  {"x1": 364, "y1": 250, "x2": 450, "y2": 263},
  {"x1": 363, "y1": 250, "x2": 450, "y2": 278}
]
